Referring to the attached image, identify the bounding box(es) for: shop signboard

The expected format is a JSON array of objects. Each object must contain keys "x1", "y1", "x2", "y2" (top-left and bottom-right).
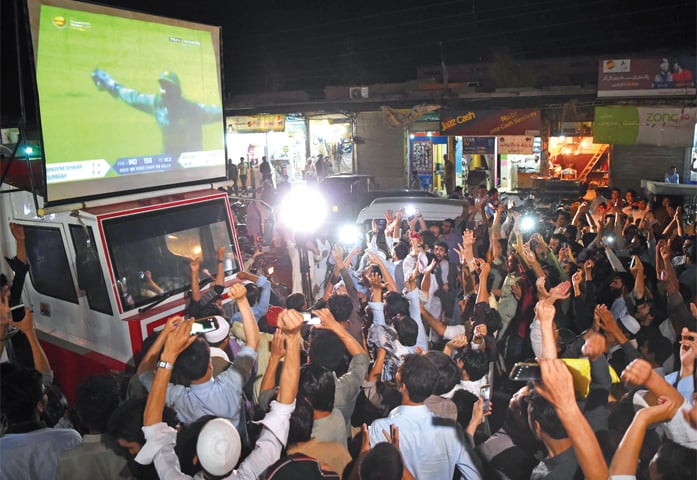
[
  {"x1": 226, "y1": 114, "x2": 286, "y2": 133},
  {"x1": 497, "y1": 136, "x2": 534, "y2": 154},
  {"x1": 593, "y1": 106, "x2": 697, "y2": 147},
  {"x1": 597, "y1": 57, "x2": 696, "y2": 97},
  {"x1": 440, "y1": 109, "x2": 540, "y2": 136},
  {"x1": 461, "y1": 136, "x2": 495, "y2": 154}
]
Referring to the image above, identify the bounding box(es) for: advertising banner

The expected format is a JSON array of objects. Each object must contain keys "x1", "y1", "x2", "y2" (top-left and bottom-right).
[
  {"x1": 597, "y1": 57, "x2": 696, "y2": 97},
  {"x1": 227, "y1": 114, "x2": 286, "y2": 133},
  {"x1": 497, "y1": 136, "x2": 535, "y2": 154},
  {"x1": 461, "y1": 136, "x2": 495, "y2": 154},
  {"x1": 440, "y1": 109, "x2": 540, "y2": 136},
  {"x1": 593, "y1": 106, "x2": 697, "y2": 147},
  {"x1": 411, "y1": 140, "x2": 433, "y2": 172}
]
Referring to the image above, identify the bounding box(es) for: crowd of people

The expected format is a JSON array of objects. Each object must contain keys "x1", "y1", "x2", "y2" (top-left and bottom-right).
[{"x1": 1, "y1": 181, "x2": 697, "y2": 480}]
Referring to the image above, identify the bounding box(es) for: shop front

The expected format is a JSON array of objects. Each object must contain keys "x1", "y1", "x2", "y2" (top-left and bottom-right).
[
  {"x1": 307, "y1": 115, "x2": 353, "y2": 176},
  {"x1": 440, "y1": 109, "x2": 542, "y2": 194},
  {"x1": 226, "y1": 113, "x2": 354, "y2": 183},
  {"x1": 408, "y1": 132, "x2": 448, "y2": 194},
  {"x1": 226, "y1": 114, "x2": 306, "y2": 181},
  {"x1": 593, "y1": 106, "x2": 697, "y2": 192}
]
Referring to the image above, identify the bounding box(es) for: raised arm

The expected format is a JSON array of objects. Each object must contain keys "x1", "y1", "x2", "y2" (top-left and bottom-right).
[
  {"x1": 136, "y1": 316, "x2": 178, "y2": 375},
  {"x1": 368, "y1": 251, "x2": 397, "y2": 293},
  {"x1": 276, "y1": 309, "x2": 302, "y2": 404},
  {"x1": 535, "y1": 358, "x2": 608, "y2": 480},
  {"x1": 419, "y1": 302, "x2": 446, "y2": 337},
  {"x1": 475, "y1": 259, "x2": 490, "y2": 306},
  {"x1": 313, "y1": 308, "x2": 366, "y2": 357},
  {"x1": 629, "y1": 255, "x2": 645, "y2": 300},
  {"x1": 229, "y1": 283, "x2": 260, "y2": 351},
  {"x1": 609, "y1": 397, "x2": 676, "y2": 476},
  {"x1": 190, "y1": 254, "x2": 202, "y2": 301},
  {"x1": 622, "y1": 359, "x2": 684, "y2": 416},
  {"x1": 144, "y1": 317, "x2": 196, "y2": 426},
  {"x1": 535, "y1": 300, "x2": 558, "y2": 359},
  {"x1": 259, "y1": 329, "x2": 286, "y2": 394},
  {"x1": 14, "y1": 309, "x2": 51, "y2": 375},
  {"x1": 214, "y1": 246, "x2": 226, "y2": 287}
]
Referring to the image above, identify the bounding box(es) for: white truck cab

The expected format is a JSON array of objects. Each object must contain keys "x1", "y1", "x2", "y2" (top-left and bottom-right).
[{"x1": 1, "y1": 185, "x2": 243, "y2": 397}]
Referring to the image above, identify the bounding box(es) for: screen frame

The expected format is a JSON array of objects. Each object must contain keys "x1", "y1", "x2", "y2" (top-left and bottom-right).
[{"x1": 25, "y1": 0, "x2": 227, "y2": 206}]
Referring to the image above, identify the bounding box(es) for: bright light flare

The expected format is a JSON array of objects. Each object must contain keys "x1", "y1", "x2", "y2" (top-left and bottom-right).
[
  {"x1": 278, "y1": 185, "x2": 328, "y2": 233},
  {"x1": 404, "y1": 205, "x2": 416, "y2": 217},
  {"x1": 520, "y1": 215, "x2": 536, "y2": 232},
  {"x1": 338, "y1": 224, "x2": 360, "y2": 245}
]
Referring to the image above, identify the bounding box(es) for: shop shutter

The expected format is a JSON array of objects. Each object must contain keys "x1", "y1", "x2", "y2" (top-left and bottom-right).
[{"x1": 610, "y1": 145, "x2": 688, "y2": 192}]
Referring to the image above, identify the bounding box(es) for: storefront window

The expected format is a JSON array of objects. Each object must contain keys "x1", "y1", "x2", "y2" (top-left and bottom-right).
[{"x1": 103, "y1": 199, "x2": 238, "y2": 311}]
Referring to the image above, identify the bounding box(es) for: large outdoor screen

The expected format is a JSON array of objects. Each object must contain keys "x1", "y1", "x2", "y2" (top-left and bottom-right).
[{"x1": 27, "y1": 0, "x2": 226, "y2": 204}]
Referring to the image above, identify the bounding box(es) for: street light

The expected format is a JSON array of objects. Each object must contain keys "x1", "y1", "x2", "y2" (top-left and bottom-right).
[{"x1": 278, "y1": 184, "x2": 328, "y2": 303}]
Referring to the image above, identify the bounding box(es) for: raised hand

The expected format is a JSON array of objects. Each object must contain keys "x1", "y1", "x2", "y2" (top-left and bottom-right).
[
  {"x1": 368, "y1": 271, "x2": 384, "y2": 290},
  {"x1": 679, "y1": 328, "x2": 697, "y2": 366},
  {"x1": 312, "y1": 308, "x2": 341, "y2": 331},
  {"x1": 523, "y1": 244, "x2": 537, "y2": 264},
  {"x1": 535, "y1": 300, "x2": 556, "y2": 325},
  {"x1": 549, "y1": 281, "x2": 571, "y2": 302},
  {"x1": 382, "y1": 424, "x2": 401, "y2": 449},
  {"x1": 581, "y1": 330, "x2": 606, "y2": 361},
  {"x1": 331, "y1": 244, "x2": 344, "y2": 264},
  {"x1": 423, "y1": 258, "x2": 438, "y2": 275},
  {"x1": 595, "y1": 304, "x2": 620, "y2": 335},
  {"x1": 621, "y1": 358, "x2": 654, "y2": 388},
  {"x1": 535, "y1": 357, "x2": 577, "y2": 411},
  {"x1": 473, "y1": 322, "x2": 488, "y2": 338},
  {"x1": 629, "y1": 255, "x2": 644, "y2": 277},
  {"x1": 453, "y1": 244, "x2": 466, "y2": 265},
  {"x1": 477, "y1": 259, "x2": 490, "y2": 276},
  {"x1": 446, "y1": 334, "x2": 469, "y2": 351},
  {"x1": 637, "y1": 395, "x2": 676, "y2": 426},
  {"x1": 9, "y1": 223, "x2": 25, "y2": 241},
  {"x1": 269, "y1": 329, "x2": 286, "y2": 360},
  {"x1": 162, "y1": 317, "x2": 197, "y2": 359},
  {"x1": 462, "y1": 229, "x2": 475, "y2": 247},
  {"x1": 229, "y1": 283, "x2": 247, "y2": 301},
  {"x1": 278, "y1": 308, "x2": 303, "y2": 336}
]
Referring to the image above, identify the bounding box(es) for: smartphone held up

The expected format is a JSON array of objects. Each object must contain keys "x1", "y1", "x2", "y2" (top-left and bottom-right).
[
  {"x1": 302, "y1": 312, "x2": 321, "y2": 326},
  {"x1": 190, "y1": 317, "x2": 219, "y2": 336}
]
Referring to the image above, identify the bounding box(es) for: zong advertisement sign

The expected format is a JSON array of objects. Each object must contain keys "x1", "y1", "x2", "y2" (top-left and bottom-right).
[{"x1": 593, "y1": 106, "x2": 697, "y2": 147}]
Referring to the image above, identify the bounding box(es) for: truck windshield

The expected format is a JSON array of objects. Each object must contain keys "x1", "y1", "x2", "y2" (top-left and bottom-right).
[{"x1": 103, "y1": 198, "x2": 239, "y2": 311}]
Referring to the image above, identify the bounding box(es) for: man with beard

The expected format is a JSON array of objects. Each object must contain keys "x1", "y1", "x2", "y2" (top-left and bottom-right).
[
  {"x1": 608, "y1": 271, "x2": 637, "y2": 318},
  {"x1": 429, "y1": 241, "x2": 456, "y2": 321}
]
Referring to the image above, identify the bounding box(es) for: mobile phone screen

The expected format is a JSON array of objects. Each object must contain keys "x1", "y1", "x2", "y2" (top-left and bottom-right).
[
  {"x1": 480, "y1": 384, "x2": 491, "y2": 411},
  {"x1": 190, "y1": 317, "x2": 218, "y2": 336},
  {"x1": 302, "y1": 312, "x2": 321, "y2": 325},
  {"x1": 509, "y1": 362, "x2": 542, "y2": 382}
]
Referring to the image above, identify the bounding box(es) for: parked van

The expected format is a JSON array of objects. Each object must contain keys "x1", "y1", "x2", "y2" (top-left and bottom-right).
[{"x1": 356, "y1": 196, "x2": 465, "y2": 228}]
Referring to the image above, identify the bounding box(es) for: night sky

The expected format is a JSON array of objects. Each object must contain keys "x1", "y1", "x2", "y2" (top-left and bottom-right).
[
  {"x1": 1, "y1": 0, "x2": 695, "y2": 121},
  {"x1": 93, "y1": 0, "x2": 696, "y2": 94}
]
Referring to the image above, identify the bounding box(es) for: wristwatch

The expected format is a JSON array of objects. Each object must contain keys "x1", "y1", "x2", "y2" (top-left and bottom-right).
[
  {"x1": 156, "y1": 360, "x2": 173, "y2": 370},
  {"x1": 218, "y1": 259, "x2": 224, "y2": 263}
]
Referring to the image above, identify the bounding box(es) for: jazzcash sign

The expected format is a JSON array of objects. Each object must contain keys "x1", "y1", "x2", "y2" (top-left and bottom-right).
[{"x1": 441, "y1": 112, "x2": 476, "y2": 132}]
